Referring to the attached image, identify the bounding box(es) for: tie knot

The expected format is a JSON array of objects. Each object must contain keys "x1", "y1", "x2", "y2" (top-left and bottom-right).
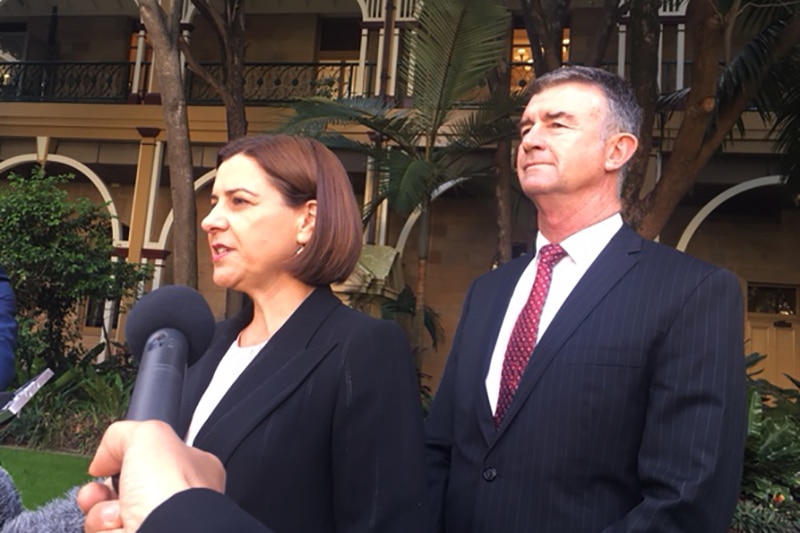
[{"x1": 538, "y1": 243, "x2": 567, "y2": 270}]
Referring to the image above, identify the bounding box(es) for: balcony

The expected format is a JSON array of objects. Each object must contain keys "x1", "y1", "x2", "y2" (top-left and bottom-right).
[
  {"x1": 0, "y1": 59, "x2": 699, "y2": 107},
  {"x1": 0, "y1": 60, "x2": 378, "y2": 105}
]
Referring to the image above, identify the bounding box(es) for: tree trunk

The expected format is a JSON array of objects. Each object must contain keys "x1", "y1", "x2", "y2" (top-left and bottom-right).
[
  {"x1": 518, "y1": 0, "x2": 548, "y2": 77},
  {"x1": 521, "y1": 0, "x2": 570, "y2": 72},
  {"x1": 138, "y1": 0, "x2": 198, "y2": 289},
  {"x1": 223, "y1": 0, "x2": 248, "y2": 139},
  {"x1": 635, "y1": 5, "x2": 800, "y2": 238},
  {"x1": 412, "y1": 206, "x2": 431, "y2": 373},
  {"x1": 620, "y1": 0, "x2": 660, "y2": 229},
  {"x1": 495, "y1": 139, "x2": 513, "y2": 265},
  {"x1": 583, "y1": 0, "x2": 621, "y2": 67},
  {"x1": 188, "y1": 0, "x2": 248, "y2": 139}
]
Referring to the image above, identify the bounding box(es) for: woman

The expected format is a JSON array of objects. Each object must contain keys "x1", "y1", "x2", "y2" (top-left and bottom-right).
[{"x1": 175, "y1": 134, "x2": 429, "y2": 532}]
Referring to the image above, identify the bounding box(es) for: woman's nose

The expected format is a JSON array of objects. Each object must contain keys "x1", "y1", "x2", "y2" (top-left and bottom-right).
[{"x1": 201, "y1": 205, "x2": 225, "y2": 233}]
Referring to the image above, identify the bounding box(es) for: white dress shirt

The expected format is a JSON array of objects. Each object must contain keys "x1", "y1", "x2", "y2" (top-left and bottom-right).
[
  {"x1": 485, "y1": 214, "x2": 623, "y2": 412},
  {"x1": 185, "y1": 336, "x2": 267, "y2": 445}
]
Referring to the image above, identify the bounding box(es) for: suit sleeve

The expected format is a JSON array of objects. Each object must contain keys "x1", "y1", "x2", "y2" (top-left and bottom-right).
[
  {"x1": 424, "y1": 283, "x2": 475, "y2": 532},
  {"x1": 140, "y1": 489, "x2": 273, "y2": 533},
  {"x1": 0, "y1": 273, "x2": 17, "y2": 391},
  {"x1": 604, "y1": 268, "x2": 747, "y2": 532},
  {"x1": 330, "y1": 318, "x2": 430, "y2": 532}
]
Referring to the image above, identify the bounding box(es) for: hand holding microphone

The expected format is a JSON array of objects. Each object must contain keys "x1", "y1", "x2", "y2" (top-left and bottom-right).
[
  {"x1": 78, "y1": 285, "x2": 218, "y2": 532},
  {"x1": 77, "y1": 420, "x2": 225, "y2": 533}
]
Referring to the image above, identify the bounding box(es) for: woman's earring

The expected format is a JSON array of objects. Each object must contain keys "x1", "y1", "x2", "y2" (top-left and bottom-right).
[{"x1": 295, "y1": 245, "x2": 305, "y2": 255}]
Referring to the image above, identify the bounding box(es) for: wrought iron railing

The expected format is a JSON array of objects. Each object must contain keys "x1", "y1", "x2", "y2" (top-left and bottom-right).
[
  {"x1": 0, "y1": 60, "x2": 377, "y2": 104},
  {"x1": 0, "y1": 59, "x2": 700, "y2": 106},
  {"x1": 185, "y1": 61, "x2": 377, "y2": 104},
  {"x1": 0, "y1": 61, "x2": 135, "y2": 103}
]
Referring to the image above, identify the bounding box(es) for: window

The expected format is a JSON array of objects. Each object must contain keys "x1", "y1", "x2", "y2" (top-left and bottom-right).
[
  {"x1": 84, "y1": 298, "x2": 121, "y2": 329},
  {"x1": 747, "y1": 283, "x2": 798, "y2": 316}
]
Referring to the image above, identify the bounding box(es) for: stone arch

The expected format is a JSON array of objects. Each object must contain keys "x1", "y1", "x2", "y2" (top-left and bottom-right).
[
  {"x1": 150, "y1": 169, "x2": 216, "y2": 288},
  {"x1": 676, "y1": 175, "x2": 784, "y2": 252},
  {"x1": 156, "y1": 168, "x2": 216, "y2": 250},
  {"x1": 395, "y1": 177, "x2": 469, "y2": 258},
  {"x1": 0, "y1": 153, "x2": 124, "y2": 243}
]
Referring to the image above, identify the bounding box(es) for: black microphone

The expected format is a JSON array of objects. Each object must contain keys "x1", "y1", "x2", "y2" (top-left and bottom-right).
[{"x1": 124, "y1": 284, "x2": 215, "y2": 431}]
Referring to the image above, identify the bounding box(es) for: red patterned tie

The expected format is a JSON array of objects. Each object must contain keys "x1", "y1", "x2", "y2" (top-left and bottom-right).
[{"x1": 494, "y1": 243, "x2": 567, "y2": 427}]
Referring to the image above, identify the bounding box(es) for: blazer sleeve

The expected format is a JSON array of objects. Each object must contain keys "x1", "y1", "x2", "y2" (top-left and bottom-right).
[
  {"x1": 330, "y1": 318, "x2": 430, "y2": 532},
  {"x1": 0, "y1": 270, "x2": 17, "y2": 391},
  {"x1": 604, "y1": 268, "x2": 747, "y2": 533},
  {"x1": 424, "y1": 282, "x2": 475, "y2": 532},
  {"x1": 140, "y1": 489, "x2": 272, "y2": 533}
]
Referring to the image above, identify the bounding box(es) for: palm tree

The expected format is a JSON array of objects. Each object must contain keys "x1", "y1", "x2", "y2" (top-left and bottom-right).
[{"x1": 281, "y1": 0, "x2": 522, "y2": 366}]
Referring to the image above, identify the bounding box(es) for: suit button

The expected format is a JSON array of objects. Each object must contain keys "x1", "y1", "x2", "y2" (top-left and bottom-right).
[{"x1": 482, "y1": 467, "x2": 497, "y2": 482}]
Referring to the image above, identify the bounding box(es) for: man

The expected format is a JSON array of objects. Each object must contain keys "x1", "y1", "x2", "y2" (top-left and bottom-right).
[
  {"x1": 77, "y1": 420, "x2": 268, "y2": 533},
  {"x1": 0, "y1": 266, "x2": 17, "y2": 391},
  {"x1": 425, "y1": 66, "x2": 746, "y2": 532}
]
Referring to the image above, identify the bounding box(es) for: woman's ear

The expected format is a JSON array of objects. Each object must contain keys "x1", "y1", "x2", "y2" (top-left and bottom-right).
[
  {"x1": 296, "y1": 200, "x2": 317, "y2": 245},
  {"x1": 604, "y1": 132, "x2": 639, "y2": 173}
]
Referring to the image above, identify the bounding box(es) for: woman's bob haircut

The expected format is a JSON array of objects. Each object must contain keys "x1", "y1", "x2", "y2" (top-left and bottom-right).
[{"x1": 216, "y1": 134, "x2": 363, "y2": 286}]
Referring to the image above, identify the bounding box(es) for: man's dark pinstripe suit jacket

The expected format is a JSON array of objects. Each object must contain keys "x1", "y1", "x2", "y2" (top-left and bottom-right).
[{"x1": 425, "y1": 224, "x2": 747, "y2": 533}]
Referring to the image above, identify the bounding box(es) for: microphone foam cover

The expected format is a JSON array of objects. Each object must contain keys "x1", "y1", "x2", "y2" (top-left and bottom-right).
[{"x1": 125, "y1": 285, "x2": 215, "y2": 366}]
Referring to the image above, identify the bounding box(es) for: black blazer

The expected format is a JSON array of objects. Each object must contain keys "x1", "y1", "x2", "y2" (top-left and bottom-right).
[
  {"x1": 141, "y1": 489, "x2": 272, "y2": 533},
  {"x1": 177, "y1": 287, "x2": 429, "y2": 532},
  {"x1": 426, "y1": 225, "x2": 747, "y2": 533}
]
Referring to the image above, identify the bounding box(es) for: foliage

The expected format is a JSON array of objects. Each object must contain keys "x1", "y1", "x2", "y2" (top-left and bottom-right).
[
  {"x1": 0, "y1": 345, "x2": 136, "y2": 455},
  {"x1": 381, "y1": 285, "x2": 445, "y2": 350},
  {"x1": 0, "y1": 169, "x2": 151, "y2": 378},
  {"x1": 731, "y1": 353, "x2": 800, "y2": 531}
]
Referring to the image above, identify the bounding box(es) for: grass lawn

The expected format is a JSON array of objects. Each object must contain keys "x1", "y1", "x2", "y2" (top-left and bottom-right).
[{"x1": 0, "y1": 445, "x2": 91, "y2": 509}]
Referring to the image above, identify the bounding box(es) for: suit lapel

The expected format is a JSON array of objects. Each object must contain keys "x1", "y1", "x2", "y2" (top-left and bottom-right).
[
  {"x1": 188, "y1": 287, "x2": 342, "y2": 464},
  {"x1": 492, "y1": 225, "x2": 642, "y2": 441}
]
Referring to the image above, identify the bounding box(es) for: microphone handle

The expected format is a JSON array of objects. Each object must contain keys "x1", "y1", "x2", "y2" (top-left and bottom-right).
[
  {"x1": 114, "y1": 327, "x2": 189, "y2": 493},
  {"x1": 125, "y1": 327, "x2": 189, "y2": 431}
]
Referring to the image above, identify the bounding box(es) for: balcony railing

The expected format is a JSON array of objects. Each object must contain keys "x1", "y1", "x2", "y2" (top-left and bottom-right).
[
  {"x1": 0, "y1": 60, "x2": 377, "y2": 105},
  {"x1": 0, "y1": 59, "x2": 698, "y2": 106},
  {"x1": 0, "y1": 61, "x2": 136, "y2": 103},
  {"x1": 185, "y1": 61, "x2": 377, "y2": 104}
]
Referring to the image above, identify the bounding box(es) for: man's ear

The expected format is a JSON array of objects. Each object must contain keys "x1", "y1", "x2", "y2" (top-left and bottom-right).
[
  {"x1": 296, "y1": 200, "x2": 317, "y2": 245},
  {"x1": 605, "y1": 132, "x2": 639, "y2": 173}
]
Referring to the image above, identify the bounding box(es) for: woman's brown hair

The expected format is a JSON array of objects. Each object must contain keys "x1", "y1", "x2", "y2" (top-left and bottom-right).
[{"x1": 217, "y1": 134, "x2": 362, "y2": 286}]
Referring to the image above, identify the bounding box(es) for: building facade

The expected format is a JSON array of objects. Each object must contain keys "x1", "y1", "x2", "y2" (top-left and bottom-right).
[{"x1": 0, "y1": 0, "x2": 797, "y2": 390}]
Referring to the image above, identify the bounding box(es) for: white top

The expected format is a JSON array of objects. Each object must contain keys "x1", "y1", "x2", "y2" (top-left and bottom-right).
[
  {"x1": 185, "y1": 336, "x2": 268, "y2": 445},
  {"x1": 485, "y1": 214, "x2": 623, "y2": 412}
]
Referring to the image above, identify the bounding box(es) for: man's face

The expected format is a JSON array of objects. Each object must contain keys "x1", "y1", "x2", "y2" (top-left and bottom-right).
[{"x1": 516, "y1": 81, "x2": 617, "y2": 202}]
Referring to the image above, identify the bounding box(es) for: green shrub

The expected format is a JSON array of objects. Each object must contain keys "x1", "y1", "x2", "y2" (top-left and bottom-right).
[
  {"x1": 0, "y1": 168, "x2": 151, "y2": 379},
  {"x1": 732, "y1": 353, "x2": 800, "y2": 531},
  {"x1": 0, "y1": 345, "x2": 135, "y2": 454},
  {"x1": 0, "y1": 168, "x2": 148, "y2": 452}
]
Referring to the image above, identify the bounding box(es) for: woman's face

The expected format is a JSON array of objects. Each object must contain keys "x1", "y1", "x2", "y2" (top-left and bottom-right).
[{"x1": 201, "y1": 153, "x2": 315, "y2": 294}]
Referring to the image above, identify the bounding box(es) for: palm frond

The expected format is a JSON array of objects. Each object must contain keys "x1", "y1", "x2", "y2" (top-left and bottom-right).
[
  {"x1": 738, "y1": 0, "x2": 796, "y2": 31},
  {"x1": 439, "y1": 91, "x2": 526, "y2": 154},
  {"x1": 279, "y1": 97, "x2": 422, "y2": 154},
  {"x1": 768, "y1": 53, "x2": 800, "y2": 193},
  {"x1": 717, "y1": 18, "x2": 787, "y2": 108},
  {"x1": 402, "y1": 0, "x2": 510, "y2": 132}
]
